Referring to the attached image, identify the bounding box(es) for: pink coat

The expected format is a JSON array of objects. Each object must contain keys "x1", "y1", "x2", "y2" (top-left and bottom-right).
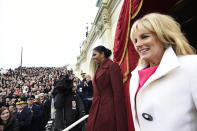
[{"x1": 86, "y1": 58, "x2": 128, "y2": 131}]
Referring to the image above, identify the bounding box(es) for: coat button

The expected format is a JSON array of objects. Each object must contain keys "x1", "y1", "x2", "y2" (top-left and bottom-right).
[{"x1": 142, "y1": 113, "x2": 153, "y2": 121}]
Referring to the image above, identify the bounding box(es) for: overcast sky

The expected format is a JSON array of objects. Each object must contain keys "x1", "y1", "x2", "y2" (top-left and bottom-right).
[{"x1": 0, "y1": 0, "x2": 98, "y2": 69}]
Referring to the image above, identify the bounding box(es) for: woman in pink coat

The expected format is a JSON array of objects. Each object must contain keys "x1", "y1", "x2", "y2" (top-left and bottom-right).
[{"x1": 86, "y1": 45, "x2": 128, "y2": 131}]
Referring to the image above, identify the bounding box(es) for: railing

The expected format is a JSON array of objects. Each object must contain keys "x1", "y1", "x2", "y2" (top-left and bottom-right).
[{"x1": 63, "y1": 115, "x2": 89, "y2": 131}]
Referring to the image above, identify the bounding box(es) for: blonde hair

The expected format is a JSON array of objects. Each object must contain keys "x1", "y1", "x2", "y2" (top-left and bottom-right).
[
  {"x1": 85, "y1": 74, "x2": 91, "y2": 80},
  {"x1": 130, "y1": 13, "x2": 196, "y2": 66}
]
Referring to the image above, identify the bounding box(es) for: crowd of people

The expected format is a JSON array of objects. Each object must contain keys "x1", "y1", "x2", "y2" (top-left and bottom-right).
[{"x1": 0, "y1": 67, "x2": 93, "y2": 131}]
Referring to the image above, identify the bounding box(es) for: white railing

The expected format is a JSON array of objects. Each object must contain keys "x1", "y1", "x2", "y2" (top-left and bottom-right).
[{"x1": 63, "y1": 115, "x2": 89, "y2": 131}]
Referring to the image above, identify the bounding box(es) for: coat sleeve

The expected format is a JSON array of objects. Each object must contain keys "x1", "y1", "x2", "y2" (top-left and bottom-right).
[
  {"x1": 109, "y1": 63, "x2": 128, "y2": 131},
  {"x1": 76, "y1": 93, "x2": 86, "y2": 118}
]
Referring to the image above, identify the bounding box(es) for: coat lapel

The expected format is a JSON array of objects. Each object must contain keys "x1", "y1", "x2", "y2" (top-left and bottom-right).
[
  {"x1": 95, "y1": 59, "x2": 110, "y2": 80},
  {"x1": 130, "y1": 68, "x2": 141, "y2": 99},
  {"x1": 96, "y1": 69, "x2": 105, "y2": 80},
  {"x1": 142, "y1": 46, "x2": 180, "y2": 88},
  {"x1": 130, "y1": 67, "x2": 143, "y2": 129}
]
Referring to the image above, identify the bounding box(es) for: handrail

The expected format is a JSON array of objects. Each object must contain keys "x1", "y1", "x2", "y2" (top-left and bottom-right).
[{"x1": 63, "y1": 115, "x2": 89, "y2": 131}]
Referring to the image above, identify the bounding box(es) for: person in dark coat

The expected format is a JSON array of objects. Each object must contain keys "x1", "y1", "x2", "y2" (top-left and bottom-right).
[
  {"x1": 86, "y1": 46, "x2": 128, "y2": 131},
  {"x1": 38, "y1": 93, "x2": 51, "y2": 130},
  {"x1": 13, "y1": 101, "x2": 32, "y2": 131},
  {"x1": 0, "y1": 107, "x2": 19, "y2": 131},
  {"x1": 54, "y1": 74, "x2": 74, "y2": 130},
  {"x1": 24, "y1": 96, "x2": 42, "y2": 131},
  {"x1": 63, "y1": 82, "x2": 86, "y2": 131}
]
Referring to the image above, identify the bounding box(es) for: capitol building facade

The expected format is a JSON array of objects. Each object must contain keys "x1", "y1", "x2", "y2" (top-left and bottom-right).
[{"x1": 74, "y1": 0, "x2": 124, "y2": 77}]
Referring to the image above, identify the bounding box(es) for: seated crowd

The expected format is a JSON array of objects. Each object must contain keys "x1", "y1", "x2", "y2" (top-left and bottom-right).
[{"x1": 0, "y1": 67, "x2": 93, "y2": 131}]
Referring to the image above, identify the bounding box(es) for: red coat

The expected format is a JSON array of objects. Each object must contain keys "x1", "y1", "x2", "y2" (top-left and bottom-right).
[{"x1": 86, "y1": 58, "x2": 128, "y2": 131}]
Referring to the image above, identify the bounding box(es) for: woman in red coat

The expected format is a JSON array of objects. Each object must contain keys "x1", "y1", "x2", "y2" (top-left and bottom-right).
[{"x1": 86, "y1": 45, "x2": 128, "y2": 131}]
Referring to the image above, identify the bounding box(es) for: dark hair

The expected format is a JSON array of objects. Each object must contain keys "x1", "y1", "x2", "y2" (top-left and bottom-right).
[
  {"x1": 0, "y1": 107, "x2": 10, "y2": 122},
  {"x1": 0, "y1": 107, "x2": 9, "y2": 115},
  {"x1": 93, "y1": 45, "x2": 112, "y2": 58}
]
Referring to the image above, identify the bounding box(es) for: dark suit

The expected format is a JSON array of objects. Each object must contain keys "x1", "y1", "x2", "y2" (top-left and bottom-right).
[
  {"x1": 86, "y1": 58, "x2": 128, "y2": 131},
  {"x1": 13, "y1": 108, "x2": 32, "y2": 131},
  {"x1": 24, "y1": 104, "x2": 42, "y2": 131},
  {"x1": 39, "y1": 98, "x2": 51, "y2": 130}
]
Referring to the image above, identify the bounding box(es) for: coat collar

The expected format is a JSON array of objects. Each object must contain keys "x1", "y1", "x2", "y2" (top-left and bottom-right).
[
  {"x1": 143, "y1": 46, "x2": 180, "y2": 88},
  {"x1": 99, "y1": 58, "x2": 111, "y2": 69},
  {"x1": 95, "y1": 58, "x2": 111, "y2": 80},
  {"x1": 131, "y1": 46, "x2": 180, "y2": 96}
]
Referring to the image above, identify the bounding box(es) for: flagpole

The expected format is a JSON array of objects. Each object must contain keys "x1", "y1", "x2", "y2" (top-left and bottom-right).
[
  {"x1": 20, "y1": 47, "x2": 23, "y2": 75},
  {"x1": 21, "y1": 47, "x2": 23, "y2": 67}
]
